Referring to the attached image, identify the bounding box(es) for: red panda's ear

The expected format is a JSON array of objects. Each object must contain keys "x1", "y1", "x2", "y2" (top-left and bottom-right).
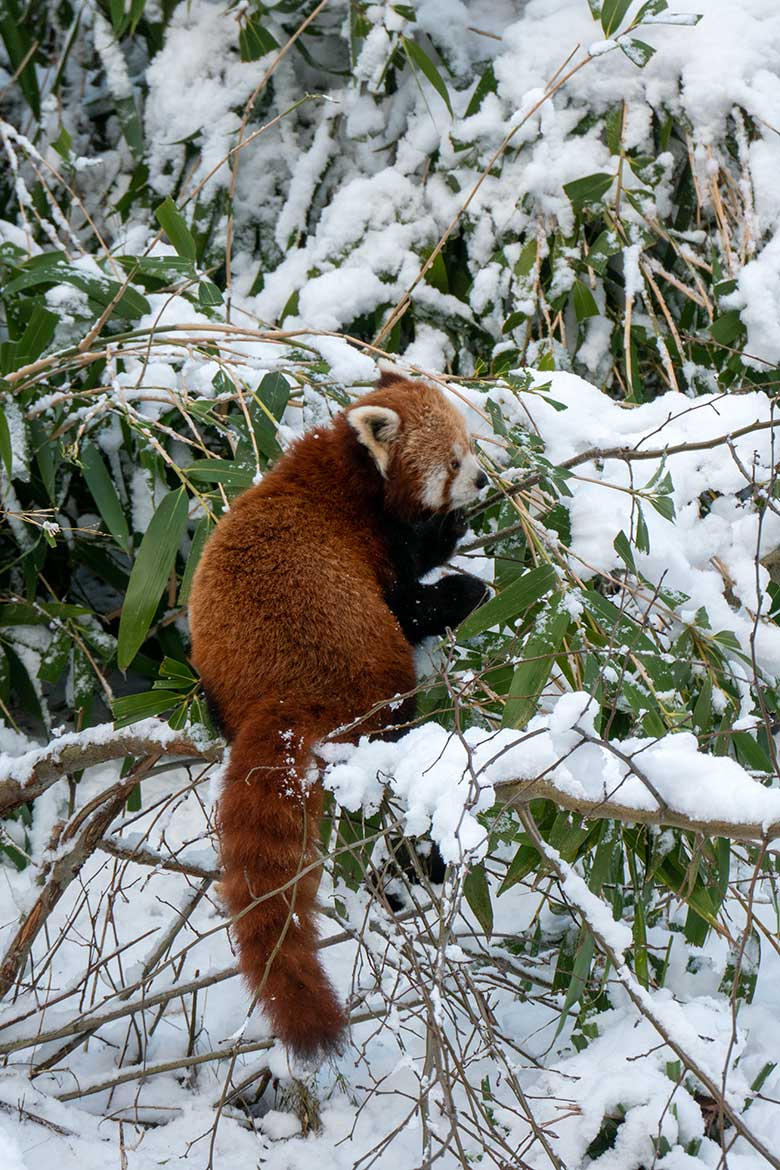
[{"x1": 347, "y1": 405, "x2": 401, "y2": 476}]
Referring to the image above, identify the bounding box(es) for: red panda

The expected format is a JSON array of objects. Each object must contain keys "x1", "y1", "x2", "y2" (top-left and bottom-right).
[{"x1": 188, "y1": 373, "x2": 488, "y2": 1060}]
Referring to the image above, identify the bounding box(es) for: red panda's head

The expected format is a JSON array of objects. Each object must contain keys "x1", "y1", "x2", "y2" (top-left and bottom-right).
[{"x1": 346, "y1": 375, "x2": 487, "y2": 520}]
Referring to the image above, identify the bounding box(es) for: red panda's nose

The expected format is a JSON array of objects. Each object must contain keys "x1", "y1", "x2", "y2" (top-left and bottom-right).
[{"x1": 475, "y1": 470, "x2": 488, "y2": 490}]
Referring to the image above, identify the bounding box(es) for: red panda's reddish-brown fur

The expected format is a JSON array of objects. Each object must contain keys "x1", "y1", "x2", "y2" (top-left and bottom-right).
[{"x1": 188, "y1": 374, "x2": 485, "y2": 1059}]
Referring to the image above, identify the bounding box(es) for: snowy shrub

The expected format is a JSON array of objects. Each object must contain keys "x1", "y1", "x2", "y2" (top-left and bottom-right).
[{"x1": 2, "y1": 1, "x2": 780, "y2": 1167}]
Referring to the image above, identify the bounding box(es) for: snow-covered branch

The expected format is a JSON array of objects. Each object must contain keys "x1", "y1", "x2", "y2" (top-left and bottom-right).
[{"x1": 0, "y1": 719, "x2": 222, "y2": 816}]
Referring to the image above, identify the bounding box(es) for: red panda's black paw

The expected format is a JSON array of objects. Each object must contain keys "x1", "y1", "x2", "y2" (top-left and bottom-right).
[
  {"x1": 429, "y1": 508, "x2": 468, "y2": 564},
  {"x1": 438, "y1": 572, "x2": 490, "y2": 627},
  {"x1": 444, "y1": 507, "x2": 469, "y2": 542}
]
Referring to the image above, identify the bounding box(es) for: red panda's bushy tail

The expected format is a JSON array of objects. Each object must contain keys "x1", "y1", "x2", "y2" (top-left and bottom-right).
[{"x1": 218, "y1": 701, "x2": 346, "y2": 1060}]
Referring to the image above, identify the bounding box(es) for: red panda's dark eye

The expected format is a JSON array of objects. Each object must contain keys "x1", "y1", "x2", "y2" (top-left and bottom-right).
[{"x1": 450, "y1": 458, "x2": 461, "y2": 471}]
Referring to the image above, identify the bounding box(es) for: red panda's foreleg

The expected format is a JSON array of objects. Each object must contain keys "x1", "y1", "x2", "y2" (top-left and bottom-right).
[{"x1": 387, "y1": 574, "x2": 489, "y2": 644}]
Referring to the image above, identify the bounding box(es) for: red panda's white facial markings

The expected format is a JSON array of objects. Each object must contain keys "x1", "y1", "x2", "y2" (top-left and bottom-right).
[
  {"x1": 449, "y1": 447, "x2": 485, "y2": 508},
  {"x1": 421, "y1": 465, "x2": 448, "y2": 510}
]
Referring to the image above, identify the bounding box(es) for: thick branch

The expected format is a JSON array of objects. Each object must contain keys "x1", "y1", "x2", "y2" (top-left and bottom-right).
[
  {"x1": 0, "y1": 723, "x2": 222, "y2": 816},
  {"x1": 495, "y1": 775, "x2": 780, "y2": 844}
]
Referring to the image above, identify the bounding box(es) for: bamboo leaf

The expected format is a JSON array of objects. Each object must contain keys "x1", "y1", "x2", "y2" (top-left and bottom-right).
[
  {"x1": 555, "y1": 928, "x2": 595, "y2": 1035},
  {"x1": 499, "y1": 839, "x2": 542, "y2": 893},
  {"x1": 154, "y1": 196, "x2": 197, "y2": 262},
  {"x1": 572, "y1": 280, "x2": 600, "y2": 321},
  {"x1": 0, "y1": 1, "x2": 40, "y2": 118},
  {"x1": 402, "y1": 36, "x2": 453, "y2": 116},
  {"x1": 178, "y1": 515, "x2": 214, "y2": 605},
  {"x1": 238, "y1": 17, "x2": 278, "y2": 61},
  {"x1": 112, "y1": 689, "x2": 182, "y2": 729},
  {"x1": 620, "y1": 38, "x2": 656, "y2": 68},
  {"x1": 502, "y1": 595, "x2": 571, "y2": 728},
  {"x1": 600, "y1": 0, "x2": 632, "y2": 36},
  {"x1": 250, "y1": 371, "x2": 290, "y2": 460},
  {"x1": 185, "y1": 459, "x2": 255, "y2": 488},
  {"x1": 458, "y1": 564, "x2": 557, "y2": 640},
  {"x1": 18, "y1": 305, "x2": 58, "y2": 364},
  {"x1": 81, "y1": 442, "x2": 131, "y2": 554},
  {"x1": 464, "y1": 63, "x2": 497, "y2": 117},
  {"x1": 463, "y1": 863, "x2": 493, "y2": 935},
  {"x1": 117, "y1": 488, "x2": 189, "y2": 670},
  {"x1": 563, "y1": 173, "x2": 614, "y2": 210}
]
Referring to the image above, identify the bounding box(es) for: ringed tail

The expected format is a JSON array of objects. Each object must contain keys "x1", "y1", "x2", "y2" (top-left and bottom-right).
[{"x1": 218, "y1": 701, "x2": 346, "y2": 1059}]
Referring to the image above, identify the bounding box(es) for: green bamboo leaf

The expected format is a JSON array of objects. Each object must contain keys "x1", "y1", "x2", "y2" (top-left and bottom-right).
[
  {"x1": 109, "y1": 0, "x2": 125, "y2": 33},
  {"x1": 185, "y1": 459, "x2": 255, "y2": 488},
  {"x1": 113, "y1": 689, "x2": 182, "y2": 729},
  {"x1": 29, "y1": 418, "x2": 55, "y2": 502},
  {"x1": 502, "y1": 310, "x2": 527, "y2": 335},
  {"x1": 634, "y1": 0, "x2": 667, "y2": 18},
  {"x1": 502, "y1": 595, "x2": 571, "y2": 728},
  {"x1": 238, "y1": 16, "x2": 278, "y2": 61},
  {"x1": 178, "y1": 515, "x2": 214, "y2": 605},
  {"x1": 571, "y1": 280, "x2": 599, "y2": 321},
  {"x1": 463, "y1": 863, "x2": 493, "y2": 935},
  {"x1": 250, "y1": 371, "x2": 290, "y2": 460},
  {"x1": 3, "y1": 261, "x2": 150, "y2": 321},
  {"x1": 563, "y1": 172, "x2": 614, "y2": 210},
  {"x1": 0, "y1": 0, "x2": 40, "y2": 118},
  {"x1": 555, "y1": 928, "x2": 595, "y2": 1035},
  {"x1": 648, "y1": 492, "x2": 675, "y2": 522},
  {"x1": 198, "y1": 279, "x2": 223, "y2": 307},
  {"x1": 499, "y1": 839, "x2": 541, "y2": 893},
  {"x1": 692, "y1": 675, "x2": 712, "y2": 734},
  {"x1": 464, "y1": 63, "x2": 497, "y2": 117},
  {"x1": 402, "y1": 36, "x2": 453, "y2": 116},
  {"x1": 5, "y1": 644, "x2": 42, "y2": 721},
  {"x1": 458, "y1": 564, "x2": 557, "y2": 640},
  {"x1": 117, "y1": 488, "x2": 189, "y2": 670},
  {"x1": 749, "y1": 1061, "x2": 776, "y2": 1098},
  {"x1": 635, "y1": 503, "x2": 650, "y2": 553},
  {"x1": 128, "y1": 0, "x2": 147, "y2": 33},
  {"x1": 626, "y1": 849, "x2": 649, "y2": 987},
  {"x1": 81, "y1": 442, "x2": 131, "y2": 554},
  {"x1": 549, "y1": 811, "x2": 591, "y2": 860},
  {"x1": 159, "y1": 655, "x2": 198, "y2": 684},
  {"x1": 709, "y1": 310, "x2": 742, "y2": 345},
  {"x1": 613, "y1": 529, "x2": 636, "y2": 572},
  {"x1": 733, "y1": 731, "x2": 773, "y2": 771},
  {"x1": 117, "y1": 95, "x2": 144, "y2": 160},
  {"x1": 620, "y1": 37, "x2": 656, "y2": 68},
  {"x1": 117, "y1": 256, "x2": 194, "y2": 280},
  {"x1": 18, "y1": 305, "x2": 58, "y2": 364},
  {"x1": 0, "y1": 601, "x2": 89, "y2": 625},
  {"x1": 155, "y1": 196, "x2": 197, "y2": 262},
  {"x1": 633, "y1": 890, "x2": 649, "y2": 985},
  {"x1": 38, "y1": 629, "x2": 71, "y2": 685},
  {"x1": 600, "y1": 0, "x2": 632, "y2": 36},
  {"x1": 585, "y1": 230, "x2": 621, "y2": 275}
]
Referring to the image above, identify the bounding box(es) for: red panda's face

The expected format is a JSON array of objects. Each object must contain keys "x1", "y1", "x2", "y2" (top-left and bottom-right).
[{"x1": 347, "y1": 378, "x2": 488, "y2": 519}]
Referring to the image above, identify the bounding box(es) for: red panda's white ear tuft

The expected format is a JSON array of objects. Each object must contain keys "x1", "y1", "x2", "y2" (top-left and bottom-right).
[{"x1": 347, "y1": 405, "x2": 401, "y2": 476}]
